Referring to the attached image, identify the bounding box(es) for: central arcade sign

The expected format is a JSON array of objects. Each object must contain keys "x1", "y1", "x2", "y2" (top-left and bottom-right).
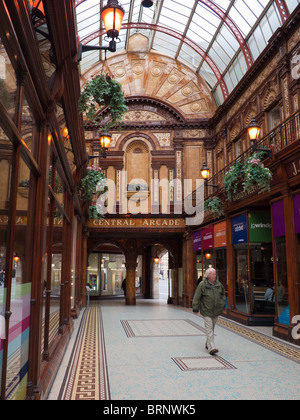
[{"x1": 88, "y1": 218, "x2": 186, "y2": 229}]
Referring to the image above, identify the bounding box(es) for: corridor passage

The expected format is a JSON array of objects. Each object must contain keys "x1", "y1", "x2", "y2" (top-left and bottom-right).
[{"x1": 48, "y1": 300, "x2": 300, "y2": 401}]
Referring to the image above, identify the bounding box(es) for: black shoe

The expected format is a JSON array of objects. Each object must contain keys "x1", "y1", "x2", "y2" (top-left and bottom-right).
[{"x1": 209, "y1": 349, "x2": 219, "y2": 355}]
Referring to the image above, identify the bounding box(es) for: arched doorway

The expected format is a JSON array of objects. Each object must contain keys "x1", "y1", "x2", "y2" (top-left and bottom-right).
[{"x1": 145, "y1": 243, "x2": 175, "y2": 304}]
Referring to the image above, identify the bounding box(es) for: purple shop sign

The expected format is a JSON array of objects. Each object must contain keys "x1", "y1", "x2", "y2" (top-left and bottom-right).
[
  {"x1": 272, "y1": 200, "x2": 285, "y2": 238},
  {"x1": 294, "y1": 194, "x2": 300, "y2": 234},
  {"x1": 202, "y1": 227, "x2": 214, "y2": 250},
  {"x1": 193, "y1": 231, "x2": 202, "y2": 252}
]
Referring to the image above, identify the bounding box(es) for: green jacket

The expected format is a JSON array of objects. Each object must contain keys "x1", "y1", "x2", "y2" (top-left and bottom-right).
[{"x1": 192, "y1": 278, "x2": 226, "y2": 318}]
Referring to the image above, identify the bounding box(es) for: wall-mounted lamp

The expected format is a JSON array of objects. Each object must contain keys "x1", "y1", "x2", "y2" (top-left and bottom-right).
[
  {"x1": 78, "y1": 0, "x2": 125, "y2": 60},
  {"x1": 205, "y1": 253, "x2": 211, "y2": 260},
  {"x1": 248, "y1": 116, "x2": 272, "y2": 159},
  {"x1": 154, "y1": 256, "x2": 160, "y2": 264},
  {"x1": 88, "y1": 131, "x2": 112, "y2": 161},
  {"x1": 200, "y1": 162, "x2": 219, "y2": 192}
]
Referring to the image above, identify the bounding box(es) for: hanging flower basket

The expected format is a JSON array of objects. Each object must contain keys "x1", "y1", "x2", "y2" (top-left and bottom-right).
[
  {"x1": 243, "y1": 154, "x2": 273, "y2": 194},
  {"x1": 204, "y1": 196, "x2": 224, "y2": 219},
  {"x1": 223, "y1": 160, "x2": 244, "y2": 201},
  {"x1": 78, "y1": 73, "x2": 127, "y2": 129},
  {"x1": 78, "y1": 165, "x2": 108, "y2": 218},
  {"x1": 224, "y1": 154, "x2": 273, "y2": 201}
]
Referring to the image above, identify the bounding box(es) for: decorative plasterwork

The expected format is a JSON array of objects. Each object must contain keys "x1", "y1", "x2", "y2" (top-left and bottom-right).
[
  {"x1": 263, "y1": 88, "x2": 279, "y2": 110},
  {"x1": 81, "y1": 51, "x2": 216, "y2": 121}
]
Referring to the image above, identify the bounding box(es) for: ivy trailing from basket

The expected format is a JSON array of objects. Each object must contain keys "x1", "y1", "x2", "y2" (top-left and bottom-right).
[
  {"x1": 243, "y1": 153, "x2": 273, "y2": 194},
  {"x1": 78, "y1": 73, "x2": 127, "y2": 129},
  {"x1": 223, "y1": 160, "x2": 244, "y2": 201},
  {"x1": 224, "y1": 154, "x2": 273, "y2": 201},
  {"x1": 78, "y1": 165, "x2": 108, "y2": 219}
]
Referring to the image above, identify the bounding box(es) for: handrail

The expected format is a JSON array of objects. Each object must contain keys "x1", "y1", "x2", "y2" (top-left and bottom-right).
[{"x1": 196, "y1": 109, "x2": 300, "y2": 201}]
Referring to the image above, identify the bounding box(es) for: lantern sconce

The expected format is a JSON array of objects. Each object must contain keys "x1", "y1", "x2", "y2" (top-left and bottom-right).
[
  {"x1": 248, "y1": 116, "x2": 272, "y2": 159},
  {"x1": 78, "y1": 0, "x2": 125, "y2": 61},
  {"x1": 200, "y1": 162, "x2": 219, "y2": 192},
  {"x1": 88, "y1": 132, "x2": 112, "y2": 161}
]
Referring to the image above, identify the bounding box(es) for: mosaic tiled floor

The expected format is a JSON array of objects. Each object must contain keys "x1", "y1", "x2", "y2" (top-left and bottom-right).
[
  {"x1": 217, "y1": 317, "x2": 300, "y2": 364},
  {"x1": 121, "y1": 319, "x2": 206, "y2": 338},
  {"x1": 57, "y1": 304, "x2": 110, "y2": 400},
  {"x1": 48, "y1": 301, "x2": 300, "y2": 400},
  {"x1": 172, "y1": 356, "x2": 237, "y2": 371}
]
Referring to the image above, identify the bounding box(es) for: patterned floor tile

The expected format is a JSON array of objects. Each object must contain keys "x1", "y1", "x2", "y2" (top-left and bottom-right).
[
  {"x1": 172, "y1": 356, "x2": 237, "y2": 371},
  {"x1": 121, "y1": 319, "x2": 206, "y2": 338},
  {"x1": 57, "y1": 304, "x2": 110, "y2": 400}
]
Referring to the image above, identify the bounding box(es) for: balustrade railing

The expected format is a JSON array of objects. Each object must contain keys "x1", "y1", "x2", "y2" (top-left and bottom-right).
[{"x1": 186, "y1": 109, "x2": 300, "y2": 208}]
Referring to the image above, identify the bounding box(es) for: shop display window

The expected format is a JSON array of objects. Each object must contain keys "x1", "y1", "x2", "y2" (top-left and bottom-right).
[
  {"x1": 250, "y1": 243, "x2": 274, "y2": 315},
  {"x1": 234, "y1": 243, "x2": 274, "y2": 315},
  {"x1": 88, "y1": 253, "x2": 127, "y2": 297},
  {"x1": 234, "y1": 244, "x2": 249, "y2": 314},
  {"x1": 6, "y1": 157, "x2": 31, "y2": 400},
  {"x1": 203, "y1": 250, "x2": 213, "y2": 272},
  {"x1": 274, "y1": 236, "x2": 289, "y2": 324},
  {"x1": 215, "y1": 248, "x2": 227, "y2": 293},
  {"x1": 0, "y1": 132, "x2": 12, "y2": 393},
  {"x1": 196, "y1": 254, "x2": 202, "y2": 284}
]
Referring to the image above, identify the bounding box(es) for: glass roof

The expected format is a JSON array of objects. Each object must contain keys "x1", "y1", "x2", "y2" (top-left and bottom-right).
[{"x1": 75, "y1": 0, "x2": 300, "y2": 105}]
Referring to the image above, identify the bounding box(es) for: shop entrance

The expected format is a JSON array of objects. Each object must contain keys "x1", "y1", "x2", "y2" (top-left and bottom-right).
[{"x1": 87, "y1": 243, "x2": 143, "y2": 299}]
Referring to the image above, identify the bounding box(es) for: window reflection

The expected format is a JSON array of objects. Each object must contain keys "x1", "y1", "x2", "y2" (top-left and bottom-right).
[{"x1": 275, "y1": 237, "x2": 289, "y2": 324}]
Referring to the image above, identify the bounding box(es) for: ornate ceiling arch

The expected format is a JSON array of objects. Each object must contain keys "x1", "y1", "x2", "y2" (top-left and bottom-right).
[
  {"x1": 82, "y1": 51, "x2": 216, "y2": 125},
  {"x1": 75, "y1": 0, "x2": 295, "y2": 105},
  {"x1": 81, "y1": 23, "x2": 229, "y2": 101}
]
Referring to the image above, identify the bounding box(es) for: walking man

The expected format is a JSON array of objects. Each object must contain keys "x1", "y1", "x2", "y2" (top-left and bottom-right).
[{"x1": 192, "y1": 268, "x2": 226, "y2": 355}]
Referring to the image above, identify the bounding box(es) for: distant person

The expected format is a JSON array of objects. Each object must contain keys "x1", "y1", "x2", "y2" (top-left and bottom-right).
[
  {"x1": 197, "y1": 275, "x2": 202, "y2": 286},
  {"x1": 192, "y1": 268, "x2": 226, "y2": 355}
]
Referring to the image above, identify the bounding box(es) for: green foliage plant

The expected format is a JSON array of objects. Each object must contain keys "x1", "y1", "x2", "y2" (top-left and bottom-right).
[
  {"x1": 78, "y1": 165, "x2": 108, "y2": 219},
  {"x1": 204, "y1": 196, "x2": 224, "y2": 219},
  {"x1": 223, "y1": 160, "x2": 244, "y2": 201},
  {"x1": 243, "y1": 153, "x2": 272, "y2": 194},
  {"x1": 78, "y1": 73, "x2": 127, "y2": 129}
]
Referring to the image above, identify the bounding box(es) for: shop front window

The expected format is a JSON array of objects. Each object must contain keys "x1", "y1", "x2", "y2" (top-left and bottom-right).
[
  {"x1": 274, "y1": 236, "x2": 289, "y2": 324},
  {"x1": 0, "y1": 132, "x2": 12, "y2": 393},
  {"x1": 196, "y1": 254, "x2": 202, "y2": 284},
  {"x1": 234, "y1": 244, "x2": 249, "y2": 314},
  {"x1": 6, "y1": 157, "x2": 31, "y2": 400},
  {"x1": 203, "y1": 251, "x2": 213, "y2": 272},
  {"x1": 250, "y1": 243, "x2": 274, "y2": 315},
  {"x1": 215, "y1": 248, "x2": 227, "y2": 294},
  {"x1": 88, "y1": 253, "x2": 127, "y2": 297}
]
